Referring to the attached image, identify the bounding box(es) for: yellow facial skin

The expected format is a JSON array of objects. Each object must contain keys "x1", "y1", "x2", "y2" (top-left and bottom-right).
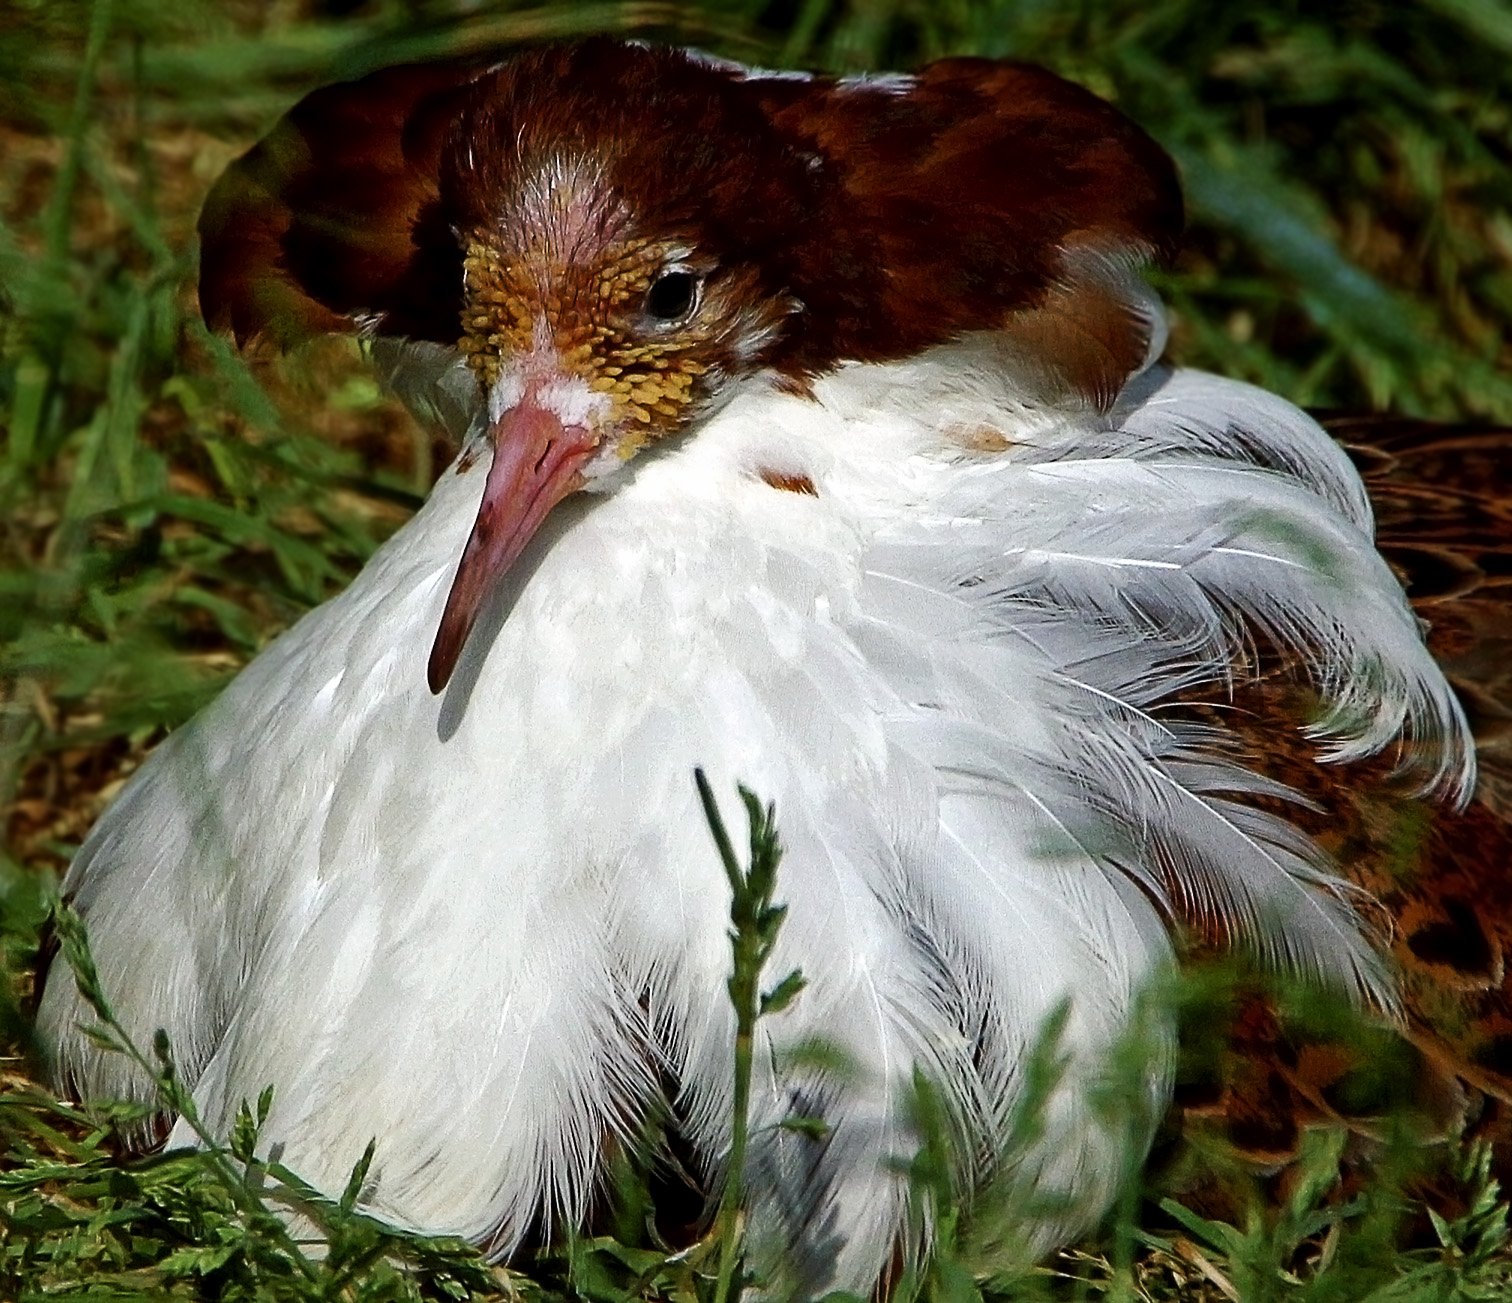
[{"x1": 458, "y1": 233, "x2": 734, "y2": 459}]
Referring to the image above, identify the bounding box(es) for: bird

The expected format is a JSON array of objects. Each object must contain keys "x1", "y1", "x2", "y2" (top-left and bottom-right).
[{"x1": 33, "y1": 35, "x2": 1505, "y2": 1297}]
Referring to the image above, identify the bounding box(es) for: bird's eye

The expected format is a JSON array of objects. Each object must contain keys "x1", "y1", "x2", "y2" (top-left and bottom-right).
[{"x1": 643, "y1": 269, "x2": 701, "y2": 325}]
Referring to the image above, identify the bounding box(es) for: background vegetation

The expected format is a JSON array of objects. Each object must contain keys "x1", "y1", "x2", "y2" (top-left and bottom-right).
[{"x1": 3, "y1": 0, "x2": 1511, "y2": 1297}]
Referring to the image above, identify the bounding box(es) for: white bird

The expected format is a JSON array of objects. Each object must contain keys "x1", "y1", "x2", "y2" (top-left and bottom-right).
[{"x1": 37, "y1": 38, "x2": 1475, "y2": 1297}]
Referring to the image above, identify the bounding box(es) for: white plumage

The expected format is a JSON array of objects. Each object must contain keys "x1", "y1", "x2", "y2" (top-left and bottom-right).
[{"x1": 39, "y1": 328, "x2": 1472, "y2": 1292}]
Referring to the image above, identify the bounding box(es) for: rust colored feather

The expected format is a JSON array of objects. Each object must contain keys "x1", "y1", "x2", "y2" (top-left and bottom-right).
[{"x1": 744, "y1": 55, "x2": 1181, "y2": 379}]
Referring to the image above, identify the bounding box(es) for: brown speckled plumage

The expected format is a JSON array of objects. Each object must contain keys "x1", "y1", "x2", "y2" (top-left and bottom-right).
[{"x1": 1165, "y1": 415, "x2": 1512, "y2": 1202}]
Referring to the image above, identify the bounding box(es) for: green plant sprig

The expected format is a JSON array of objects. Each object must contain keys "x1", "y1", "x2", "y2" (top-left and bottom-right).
[{"x1": 694, "y1": 769, "x2": 805, "y2": 1303}]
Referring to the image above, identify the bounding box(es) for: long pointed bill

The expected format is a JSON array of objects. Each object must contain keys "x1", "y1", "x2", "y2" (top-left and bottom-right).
[{"x1": 428, "y1": 405, "x2": 598, "y2": 693}]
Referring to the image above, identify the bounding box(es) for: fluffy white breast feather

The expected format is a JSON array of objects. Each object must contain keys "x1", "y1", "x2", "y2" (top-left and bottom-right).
[{"x1": 40, "y1": 334, "x2": 1472, "y2": 1292}]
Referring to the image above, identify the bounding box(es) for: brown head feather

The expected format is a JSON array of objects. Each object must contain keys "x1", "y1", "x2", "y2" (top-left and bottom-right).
[
  {"x1": 198, "y1": 39, "x2": 1181, "y2": 407},
  {"x1": 198, "y1": 58, "x2": 491, "y2": 348}
]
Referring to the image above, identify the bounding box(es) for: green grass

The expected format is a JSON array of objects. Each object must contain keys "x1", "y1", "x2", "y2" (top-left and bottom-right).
[{"x1": 3, "y1": 0, "x2": 1512, "y2": 1297}]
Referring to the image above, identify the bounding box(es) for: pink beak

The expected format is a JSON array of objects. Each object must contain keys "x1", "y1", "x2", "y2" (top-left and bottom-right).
[{"x1": 427, "y1": 404, "x2": 598, "y2": 693}]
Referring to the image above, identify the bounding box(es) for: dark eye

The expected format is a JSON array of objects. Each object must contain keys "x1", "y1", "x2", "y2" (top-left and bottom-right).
[{"x1": 643, "y1": 269, "x2": 701, "y2": 325}]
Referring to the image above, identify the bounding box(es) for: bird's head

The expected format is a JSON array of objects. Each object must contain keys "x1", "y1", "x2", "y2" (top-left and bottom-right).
[
  {"x1": 197, "y1": 38, "x2": 1182, "y2": 691},
  {"x1": 414, "y1": 44, "x2": 826, "y2": 687}
]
